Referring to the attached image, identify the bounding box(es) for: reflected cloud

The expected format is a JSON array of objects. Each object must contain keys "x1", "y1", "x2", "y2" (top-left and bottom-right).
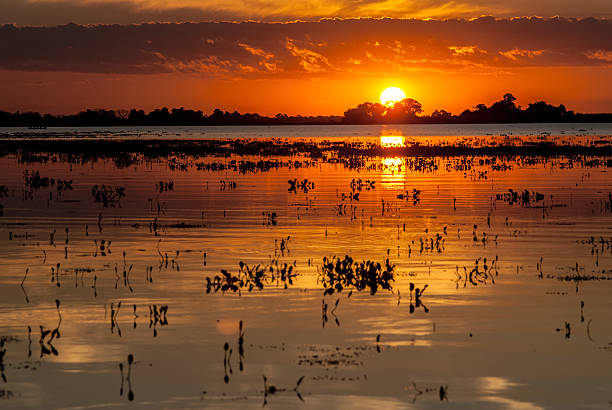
[
  {"x1": 478, "y1": 377, "x2": 542, "y2": 410},
  {"x1": 49, "y1": 342, "x2": 125, "y2": 364},
  {"x1": 481, "y1": 396, "x2": 544, "y2": 410},
  {"x1": 305, "y1": 394, "x2": 412, "y2": 409},
  {"x1": 479, "y1": 376, "x2": 521, "y2": 393}
]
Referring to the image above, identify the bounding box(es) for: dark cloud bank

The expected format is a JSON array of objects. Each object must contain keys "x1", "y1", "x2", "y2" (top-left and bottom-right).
[{"x1": 0, "y1": 17, "x2": 610, "y2": 76}]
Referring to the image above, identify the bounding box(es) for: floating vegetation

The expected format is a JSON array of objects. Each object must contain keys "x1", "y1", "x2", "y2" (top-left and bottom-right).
[
  {"x1": 319, "y1": 255, "x2": 395, "y2": 295},
  {"x1": 321, "y1": 298, "x2": 340, "y2": 327},
  {"x1": 350, "y1": 178, "x2": 375, "y2": 191},
  {"x1": 274, "y1": 236, "x2": 291, "y2": 256},
  {"x1": 119, "y1": 354, "x2": 135, "y2": 401},
  {"x1": 340, "y1": 192, "x2": 359, "y2": 201},
  {"x1": 91, "y1": 184, "x2": 126, "y2": 207},
  {"x1": 262, "y1": 211, "x2": 278, "y2": 226},
  {"x1": 604, "y1": 192, "x2": 612, "y2": 212},
  {"x1": 0, "y1": 337, "x2": 7, "y2": 382},
  {"x1": 24, "y1": 171, "x2": 52, "y2": 189},
  {"x1": 262, "y1": 375, "x2": 305, "y2": 406},
  {"x1": 94, "y1": 239, "x2": 111, "y2": 256},
  {"x1": 297, "y1": 344, "x2": 366, "y2": 367},
  {"x1": 0, "y1": 185, "x2": 6, "y2": 216},
  {"x1": 155, "y1": 180, "x2": 174, "y2": 192},
  {"x1": 496, "y1": 189, "x2": 545, "y2": 207},
  {"x1": 206, "y1": 257, "x2": 298, "y2": 294},
  {"x1": 219, "y1": 180, "x2": 237, "y2": 190},
  {"x1": 397, "y1": 188, "x2": 421, "y2": 204},
  {"x1": 38, "y1": 300, "x2": 62, "y2": 358},
  {"x1": 549, "y1": 269, "x2": 612, "y2": 282},
  {"x1": 148, "y1": 305, "x2": 168, "y2": 337},
  {"x1": 24, "y1": 171, "x2": 72, "y2": 196},
  {"x1": 406, "y1": 283, "x2": 429, "y2": 314},
  {"x1": 407, "y1": 381, "x2": 449, "y2": 403},
  {"x1": 455, "y1": 257, "x2": 499, "y2": 287},
  {"x1": 415, "y1": 231, "x2": 446, "y2": 253},
  {"x1": 288, "y1": 178, "x2": 315, "y2": 193}
]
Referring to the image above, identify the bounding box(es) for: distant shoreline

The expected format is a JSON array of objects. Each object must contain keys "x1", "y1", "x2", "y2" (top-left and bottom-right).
[{"x1": 3, "y1": 94, "x2": 611, "y2": 128}]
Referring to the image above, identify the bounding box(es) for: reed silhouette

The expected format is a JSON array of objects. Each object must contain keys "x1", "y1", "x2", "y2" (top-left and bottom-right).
[{"x1": 119, "y1": 354, "x2": 135, "y2": 401}]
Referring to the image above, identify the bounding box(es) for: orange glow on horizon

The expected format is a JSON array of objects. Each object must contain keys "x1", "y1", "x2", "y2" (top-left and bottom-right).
[{"x1": 0, "y1": 66, "x2": 610, "y2": 116}]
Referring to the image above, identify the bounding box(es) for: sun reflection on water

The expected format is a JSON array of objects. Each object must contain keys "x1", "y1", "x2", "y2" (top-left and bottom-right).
[
  {"x1": 380, "y1": 135, "x2": 405, "y2": 147},
  {"x1": 381, "y1": 156, "x2": 404, "y2": 187}
]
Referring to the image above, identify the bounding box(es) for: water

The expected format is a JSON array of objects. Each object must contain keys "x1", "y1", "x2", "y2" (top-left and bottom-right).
[
  {"x1": 1, "y1": 122, "x2": 612, "y2": 140},
  {"x1": 0, "y1": 133, "x2": 611, "y2": 409}
]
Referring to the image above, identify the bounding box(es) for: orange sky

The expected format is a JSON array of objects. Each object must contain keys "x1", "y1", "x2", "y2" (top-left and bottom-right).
[
  {"x1": 2, "y1": 66, "x2": 611, "y2": 116},
  {"x1": 0, "y1": 17, "x2": 611, "y2": 115}
]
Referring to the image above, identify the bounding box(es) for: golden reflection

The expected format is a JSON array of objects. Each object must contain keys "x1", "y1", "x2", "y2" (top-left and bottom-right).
[
  {"x1": 380, "y1": 135, "x2": 405, "y2": 147},
  {"x1": 381, "y1": 156, "x2": 404, "y2": 188}
]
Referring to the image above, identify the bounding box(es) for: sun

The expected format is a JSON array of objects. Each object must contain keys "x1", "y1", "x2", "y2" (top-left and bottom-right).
[{"x1": 380, "y1": 87, "x2": 406, "y2": 106}]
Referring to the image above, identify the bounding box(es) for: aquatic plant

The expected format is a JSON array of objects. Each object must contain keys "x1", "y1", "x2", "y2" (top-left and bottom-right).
[
  {"x1": 288, "y1": 178, "x2": 315, "y2": 193},
  {"x1": 155, "y1": 180, "x2": 174, "y2": 193},
  {"x1": 119, "y1": 354, "x2": 135, "y2": 401},
  {"x1": 91, "y1": 184, "x2": 126, "y2": 207},
  {"x1": 397, "y1": 188, "x2": 421, "y2": 204},
  {"x1": 0, "y1": 337, "x2": 7, "y2": 382},
  {"x1": 206, "y1": 256, "x2": 298, "y2": 294},
  {"x1": 496, "y1": 189, "x2": 545, "y2": 207},
  {"x1": 319, "y1": 255, "x2": 395, "y2": 295}
]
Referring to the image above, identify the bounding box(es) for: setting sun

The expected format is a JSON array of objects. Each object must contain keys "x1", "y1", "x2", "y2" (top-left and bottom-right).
[{"x1": 380, "y1": 87, "x2": 407, "y2": 106}]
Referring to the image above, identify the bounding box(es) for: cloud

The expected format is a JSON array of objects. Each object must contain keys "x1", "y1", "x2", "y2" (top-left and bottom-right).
[
  {"x1": 0, "y1": 17, "x2": 610, "y2": 77},
  {"x1": 238, "y1": 42, "x2": 282, "y2": 73},
  {"x1": 499, "y1": 48, "x2": 545, "y2": 61},
  {"x1": 285, "y1": 38, "x2": 333, "y2": 73},
  {"x1": 585, "y1": 49, "x2": 612, "y2": 62},
  {"x1": 448, "y1": 45, "x2": 487, "y2": 56},
  {"x1": 1, "y1": 0, "x2": 611, "y2": 25}
]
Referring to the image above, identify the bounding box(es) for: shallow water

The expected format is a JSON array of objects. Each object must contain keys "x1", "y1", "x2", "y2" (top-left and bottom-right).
[
  {"x1": 0, "y1": 135, "x2": 611, "y2": 409},
  {"x1": 2, "y1": 122, "x2": 612, "y2": 140}
]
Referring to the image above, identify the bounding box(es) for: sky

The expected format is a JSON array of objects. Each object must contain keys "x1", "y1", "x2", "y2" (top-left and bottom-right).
[{"x1": 0, "y1": 1, "x2": 611, "y2": 115}]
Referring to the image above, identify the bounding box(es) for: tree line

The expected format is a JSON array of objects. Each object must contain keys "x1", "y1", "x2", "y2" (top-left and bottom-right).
[{"x1": 1, "y1": 93, "x2": 610, "y2": 127}]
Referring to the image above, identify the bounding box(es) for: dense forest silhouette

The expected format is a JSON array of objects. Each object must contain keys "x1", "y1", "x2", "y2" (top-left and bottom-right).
[{"x1": 1, "y1": 93, "x2": 610, "y2": 127}]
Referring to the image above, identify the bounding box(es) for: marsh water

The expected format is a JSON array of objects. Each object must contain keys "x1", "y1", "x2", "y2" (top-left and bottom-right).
[
  {"x1": 2, "y1": 122, "x2": 612, "y2": 140},
  {"x1": 0, "y1": 128, "x2": 611, "y2": 409}
]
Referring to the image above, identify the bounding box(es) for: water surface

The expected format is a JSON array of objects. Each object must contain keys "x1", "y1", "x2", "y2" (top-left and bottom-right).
[{"x1": 0, "y1": 134, "x2": 611, "y2": 409}]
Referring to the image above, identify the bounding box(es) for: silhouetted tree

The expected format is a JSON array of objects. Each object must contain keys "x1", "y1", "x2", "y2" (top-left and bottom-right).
[
  {"x1": 0, "y1": 93, "x2": 610, "y2": 127},
  {"x1": 343, "y1": 102, "x2": 386, "y2": 124},
  {"x1": 431, "y1": 109, "x2": 452, "y2": 121},
  {"x1": 384, "y1": 98, "x2": 423, "y2": 123}
]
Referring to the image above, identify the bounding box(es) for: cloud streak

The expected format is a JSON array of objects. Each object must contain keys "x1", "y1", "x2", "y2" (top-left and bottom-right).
[
  {"x1": 2, "y1": 0, "x2": 611, "y2": 25},
  {"x1": 0, "y1": 17, "x2": 610, "y2": 78}
]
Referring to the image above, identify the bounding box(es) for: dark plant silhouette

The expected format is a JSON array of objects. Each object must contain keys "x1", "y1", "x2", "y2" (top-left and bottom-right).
[{"x1": 1, "y1": 93, "x2": 610, "y2": 127}]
